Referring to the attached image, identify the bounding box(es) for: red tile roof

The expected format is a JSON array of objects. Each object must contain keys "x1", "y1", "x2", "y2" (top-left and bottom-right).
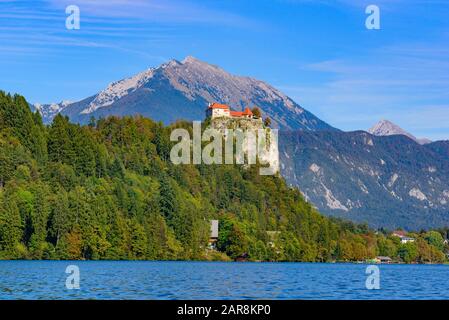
[
  {"x1": 208, "y1": 103, "x2": 230, "y2": 110},
  {"x1": 230, "y1": 111, "x2": 243, "y2": 117},
  {"x1": 393, "y1": 230, "x2": 407, "y2": 237},
  {"x1": 230, "y1": 107, "x2": 253, "y2": 117},
  {"x1": 243, "y1": 107, "x2": 253, "y2": 115},
  {"x1": 208, "y1": 103, "x2": 255, "y2": 118}
]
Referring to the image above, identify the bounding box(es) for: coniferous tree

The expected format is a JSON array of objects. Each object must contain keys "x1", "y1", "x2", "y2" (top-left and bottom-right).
[
  {"x1": 0, "y1": 197, "x2": 24, "y2": 257},
  {"x1": 159, "y1": 174, "x2": 176, "y2": 221},
  {"x1": 251, "y1": 107, "x2": 261, "y2": 118}
]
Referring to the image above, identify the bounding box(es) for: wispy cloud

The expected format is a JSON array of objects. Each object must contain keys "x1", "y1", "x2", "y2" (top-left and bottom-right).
[
  {"x1": 0, "y1": 0, "x2": 179, "y2": 58},
  {"x1": 43, "y1": 0, "x2": 258, "y2": 27},
  {"x1": 0, "y1": 0, "x2": 260, "y2": 58}
]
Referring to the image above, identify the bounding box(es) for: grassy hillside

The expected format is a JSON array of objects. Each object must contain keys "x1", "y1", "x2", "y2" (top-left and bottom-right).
[{"x1": 0, "y1": 91, "x2": 447, "y2": 263}]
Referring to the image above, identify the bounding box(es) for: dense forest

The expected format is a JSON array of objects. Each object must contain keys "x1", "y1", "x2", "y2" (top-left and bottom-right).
[{"x1": 0, "y1": 91, "x2": 448, "y2": 263}]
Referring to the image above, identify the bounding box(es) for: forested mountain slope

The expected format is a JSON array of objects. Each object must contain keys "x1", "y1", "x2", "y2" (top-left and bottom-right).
[
  {"x1": 1, "y1": 91, "x2": 446, "y2": 263},
  {"x1": 279, "y1": 130, "x2": 449, "y2": 230}
]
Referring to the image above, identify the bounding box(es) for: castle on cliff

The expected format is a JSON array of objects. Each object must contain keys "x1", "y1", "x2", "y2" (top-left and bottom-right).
[{"x1": 206, "y1": 102, "x2": 256, "y2": 120}]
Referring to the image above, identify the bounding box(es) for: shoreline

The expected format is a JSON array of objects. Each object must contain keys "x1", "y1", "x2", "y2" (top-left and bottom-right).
[{"x1": 1, "y1": 259, "x2": 448, "y2": 265}]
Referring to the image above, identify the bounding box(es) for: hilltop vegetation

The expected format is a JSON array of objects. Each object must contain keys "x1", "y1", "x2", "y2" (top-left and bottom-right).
[{"x1": 0, "y1": 91, "x2": 447, "y2": 263}]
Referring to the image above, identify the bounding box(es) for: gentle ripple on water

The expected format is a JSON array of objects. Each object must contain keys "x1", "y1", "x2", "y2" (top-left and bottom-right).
[{"x1": 0, "y1": 261, "x2": 448, "y2": 300}]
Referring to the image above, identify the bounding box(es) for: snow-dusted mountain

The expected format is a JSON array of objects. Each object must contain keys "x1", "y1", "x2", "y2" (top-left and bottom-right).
[
  {"x1": 79, "y1": 67, "x2": 156, "y2": 115},
  {"x1": 368, "y1": 120, "x2": 431, "y2": 145},
  {"x1": 34, "y1": 56, "x2": 336, "y2": 131},
  {"x1": 30, "y1": 100, "x2": 72, "y2": 124}
]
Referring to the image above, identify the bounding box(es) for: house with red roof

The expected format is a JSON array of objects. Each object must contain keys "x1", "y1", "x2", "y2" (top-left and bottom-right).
[
  {"x1": 392, "y1": 230, "x2": 415, "y2": 244},
  {"x1": 206, "y1": 102, "x2": 255, "y2": 120},
  {"x1": 392, "y1": 230, "x2": 407, "y2": 238}
]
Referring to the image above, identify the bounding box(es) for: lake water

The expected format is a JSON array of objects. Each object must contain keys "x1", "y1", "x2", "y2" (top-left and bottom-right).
[{"x1": 0, "y1": 261, "x2": 448, "y2": 300}]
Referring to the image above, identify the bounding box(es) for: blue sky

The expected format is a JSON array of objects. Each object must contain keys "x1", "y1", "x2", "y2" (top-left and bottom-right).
[{"x1": 1, "y1": 0, "x2": 448, "y2": 140}]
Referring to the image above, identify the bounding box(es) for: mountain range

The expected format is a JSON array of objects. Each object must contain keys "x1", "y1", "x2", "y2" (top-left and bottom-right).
[
  {"x1": 31, "y1": 56, "x2": 449, "y2": 230},
  {"x1": 32, "y1": 56, "x2": 335, "y2": 132},
  {"x1": 279, "y1": 130, "x2": 449, "y2": 229}
]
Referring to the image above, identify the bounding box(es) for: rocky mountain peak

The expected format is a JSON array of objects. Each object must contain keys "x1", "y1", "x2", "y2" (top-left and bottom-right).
[
  {"x1": 32, "y1": 56, "x2": 336, "y2": 131},
  {"x1": 368, "y1": 119, "x2": 431, "y2": 145}
]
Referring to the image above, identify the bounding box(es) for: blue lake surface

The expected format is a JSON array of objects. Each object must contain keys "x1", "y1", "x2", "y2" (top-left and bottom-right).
[{"x1": 0, "y1": 261, "x2": 448, "y2": 300}]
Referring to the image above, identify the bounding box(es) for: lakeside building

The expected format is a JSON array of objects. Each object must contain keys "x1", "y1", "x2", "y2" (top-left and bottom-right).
[
  {"x1": 392, "y1": 231, "x2": 415, "y2": 244},
  {"x1": 375, "y1": 256, "x2": 393, "y2": 264}
]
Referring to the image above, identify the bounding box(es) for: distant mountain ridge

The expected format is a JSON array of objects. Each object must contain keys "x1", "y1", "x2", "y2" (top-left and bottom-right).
[
  {"x1": 368, "y1": 119, "x2": 431, "y2": 145},
  {"x1": 33, "y1": 56, "x2": 336, "y2": 132},
  {"x1": 30, "y1": 100, "x2": 72, "y2": 124},
  {"x1": 279, "y1": 130, "x2": 449, "y2": 229}
]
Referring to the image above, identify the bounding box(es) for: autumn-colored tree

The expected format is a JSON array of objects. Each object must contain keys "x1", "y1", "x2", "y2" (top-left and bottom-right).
[
  {"x1": 251, "y1": 107, "x2": 261, "y2": 118},
  {"x1": 65, "y1": 228, "x2": 83, "y2": 259},
  {"x1": 264, "y1": 117, "x2": 271, "y2": 127}
]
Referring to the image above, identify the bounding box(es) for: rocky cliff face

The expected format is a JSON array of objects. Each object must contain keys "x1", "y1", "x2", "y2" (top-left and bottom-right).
[
  {"x1": 209, "y1": 117, "x2": 279, "y2": 176},
  {"x1": 210, "y1": 117, "x2": 264, "y2": 131}
]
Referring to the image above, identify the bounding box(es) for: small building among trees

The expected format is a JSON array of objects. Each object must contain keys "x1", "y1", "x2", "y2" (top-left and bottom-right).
[{"x1": 208, "y1": 220, "x2": 219, "y2": 249}]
